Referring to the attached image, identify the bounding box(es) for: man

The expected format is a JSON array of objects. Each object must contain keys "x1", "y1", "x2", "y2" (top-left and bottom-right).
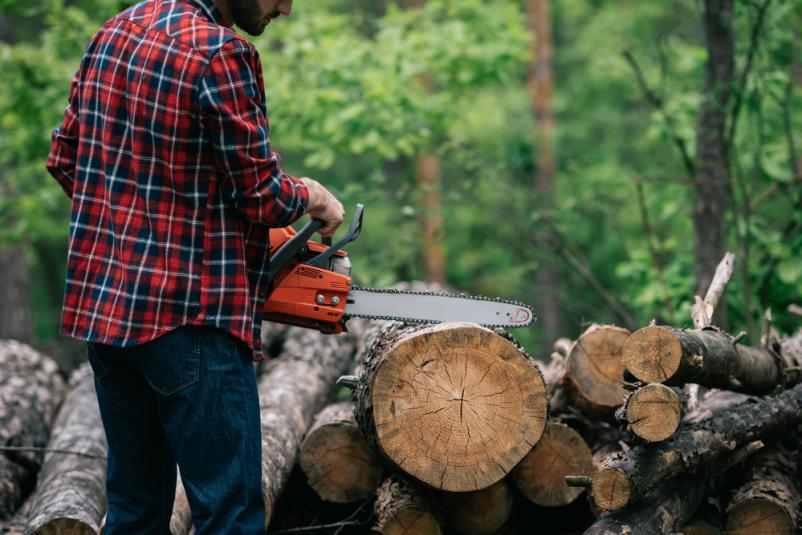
[{"x1": 46, "y1": 0, "x2": 343, "y2": 532}]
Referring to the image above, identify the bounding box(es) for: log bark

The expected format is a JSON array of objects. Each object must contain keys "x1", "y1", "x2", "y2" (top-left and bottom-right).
[
  {"x1": 168, "y1": 473, "x2": 191, "y2": 535},
  {"x1": 725, "y1": 441, "x2": 800, "y2": 535},
  {"x1": 512, "y1": 422, "x2": 593, "y2": 507},
  {"x1": 622, "y1": 325, "x2": 801, "y2": 393},
  {"x1": 25, "y1": 364, "x2": 108, "y2": 534},
  {"x1": 0, "y1": 340, "x2": 67, "y2": 518},
  {"x1": 373, "y1": 475, "x2": 442, "y2": 535},
  {"x1": 298, "y1": 401, "x2": 383, "y2": 504},
  {"x1": 258, "y1": 327, "x2": 357, "y2": 527},
  {"x1": 618, "y1": 383, "x2": 683, "y2": 443},
  {"x1": 590, "y1": 383, "x2": 802, "y2": 512},
  {"x1": 584, "y1": 441, "x2": 761, "y2": 535},
  {"x1": 435, "y1": 479, "x2": 513, "y2": 535},
  {"x1": 565, "y1": 325, "x2": 630, "y2": 418},
  {"x1": 354, "y1": 321, "x2": 547, "y2": 492}
]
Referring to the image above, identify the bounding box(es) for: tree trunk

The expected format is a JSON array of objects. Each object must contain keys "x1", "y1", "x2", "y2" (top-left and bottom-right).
[
  {"x1": 435, "y1": 479, "x2": 513, "y2": 535},
  {"x1": 590, "y1": 383, "x2": 802, "y2": 512},
  {"x1": 725, "y1": 440, "x2": 800, "y2": 535},
  {"x1": 0, "y1": 242, "x2": 34, "y2": 343},
  {"x1": 512, "y1": 421, "x2": 593, "y2": 507},
  {"x1": 298, "y1": 401, "x2": 383, "y2": 504},
  {"x1": 618, "y1": 383, "x2": 683, "y2": 443},
  {"x1": 622, "y1": 325, "x2": 801, "y2": 393},
  {"x1": 693, "y1": 0, "x2": 735, "y2": 328},
  {"x1": 25, "y1": 364, "x2": 108, "y2": 534},
  {"x1": 415, "y1": 154, "x2": 447, "y2": 284},
  {"x1": 0, "y1": 340, "x2": 67, "y2": 518},
  {"x1": 353, "y1": 321, "x2": 547, "y2": 492},
  {"x1": 526, "y1": 0, "x2": 563, "y2": 347},
  {"x1": 373, "y1": 475, "x2": 443, "y2": 534}
]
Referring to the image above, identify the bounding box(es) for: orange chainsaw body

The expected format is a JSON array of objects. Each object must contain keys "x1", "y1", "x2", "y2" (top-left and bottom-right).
[{"x1": 262, "y1": 226, "x2": 351, "y2": 334}]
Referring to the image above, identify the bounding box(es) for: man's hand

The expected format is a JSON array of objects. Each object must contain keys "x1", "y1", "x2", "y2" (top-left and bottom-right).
[{"x1": 300, "y1": 177, "x2": 344, "y2": 238}]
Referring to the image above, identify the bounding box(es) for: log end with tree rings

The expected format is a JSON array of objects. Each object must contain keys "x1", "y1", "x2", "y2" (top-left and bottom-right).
[
  {"x1": 363, "y1": 322, "x2": 547, "y2": 492},
  {"x1": 590, "y1": 467, "x2": 631, "y2": 512},
  {"x1": 622, "y1": 325, "x2": 682, "y2": 383},
  {"x1": 299, "y1": 402, "x2": 383, "y2": 504},
  {"x1": 512, "y1": 422, "x2": 594, "y2": 507},
  {"x1": 436, "y1": 480, "x2": 514, "y2": 535},
  {"x1": 566, "y1": 325, "x2": 630, "y2": 412},
  {"x1": 624, "y1": 383, "x2": 682, "y2": 442},
  {"x1": 374, "y1": 476, "x2": 443, "y2": 535},
  {"x1": 725, "y1": 497, "x2": 795, "y2": 535}
]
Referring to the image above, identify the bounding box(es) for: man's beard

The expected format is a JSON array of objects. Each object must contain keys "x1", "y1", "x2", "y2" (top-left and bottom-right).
[{"x1": 229, "y1": 0, "x2": 269, "y2": 36}]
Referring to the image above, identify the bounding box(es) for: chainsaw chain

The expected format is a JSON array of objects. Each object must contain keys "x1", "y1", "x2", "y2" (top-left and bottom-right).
[{"x1": 345, "y1": 285, "x2": 536, "y2": 329}]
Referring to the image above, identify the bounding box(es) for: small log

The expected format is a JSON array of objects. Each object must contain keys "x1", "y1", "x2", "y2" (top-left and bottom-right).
[
  {"x1": 585, "y1": 441, "x2": 762, "y2": 535},
  {"x1": 298, "y1": 401, "x2": 383, "y2": 504},
  {"x1": 435, "y1": 479, "x2": 513, "y2": 535},
  {"x1": 512, "y1": 422, "x2": 593, "y2": 507},
  {"x1": 619, "y1": 383, "x2": 682, "y2": 442},
  {"x1": 354, "y1": 322, "x2": 547, "y2": 492},
  {"x1": 590, "y1": 383, "x2": 802, "y2": 512},
  {"x1": 0, "y1": 340, "x2": 67, "y2": 517},
  {"x1": 622, "y1": 325, "x2": 800, "y2": 393},
  {"x1": 565, "y1": 325, "x2": 630, "y2": 418},
  {"x1": 25, "y1": 364, "x2": 108, "y2": 534},
  {"x1": 373, "y1": 475, "x2": 442, "y2": 534},
  {"x1": 725, "y1": 441, "x2": 800, "y2": 535}
]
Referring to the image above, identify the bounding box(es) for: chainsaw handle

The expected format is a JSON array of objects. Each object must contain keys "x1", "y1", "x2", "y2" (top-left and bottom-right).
[{"x1": 267, "y1": 216, "x2": 324, "y2": 282}]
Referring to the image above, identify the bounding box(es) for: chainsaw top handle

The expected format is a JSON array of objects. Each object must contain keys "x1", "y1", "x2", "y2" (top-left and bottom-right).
[{"x1": 266, "y1": 204, "x2": 364, "y2": 282}]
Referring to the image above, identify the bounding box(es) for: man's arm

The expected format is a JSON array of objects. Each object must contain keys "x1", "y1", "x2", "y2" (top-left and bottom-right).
[
  {"x1": 46, "y1": 71, "x2": 80, "y2": 199},
  {"x1": 199, "y1": 39, "x2": 312, "y2": 229}
]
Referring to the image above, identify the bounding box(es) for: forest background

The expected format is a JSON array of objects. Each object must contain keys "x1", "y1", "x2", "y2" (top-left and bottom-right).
[{"x1": 0, "y1": 0, "x2": 800, "y2": 372}]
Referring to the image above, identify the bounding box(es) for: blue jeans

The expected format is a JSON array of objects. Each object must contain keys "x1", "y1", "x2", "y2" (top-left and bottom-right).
[{"x1": 86, "y1": 324, "x2": 264, "y2": 534}]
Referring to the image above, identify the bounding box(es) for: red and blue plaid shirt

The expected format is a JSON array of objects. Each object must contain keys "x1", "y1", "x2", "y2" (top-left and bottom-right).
[{"x1": 46, "y1": 0, "x2": 309, "y2": 361}]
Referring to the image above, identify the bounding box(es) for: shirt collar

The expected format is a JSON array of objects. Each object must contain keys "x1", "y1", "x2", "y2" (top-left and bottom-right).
[{"x1": 189, "y1": 0, "x2": 231, "y2": 27}]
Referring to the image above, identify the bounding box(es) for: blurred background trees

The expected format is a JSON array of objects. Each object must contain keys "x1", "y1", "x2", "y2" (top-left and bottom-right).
[{"x1": 0, "y1": 0, "x2": 800, "y2": 369}]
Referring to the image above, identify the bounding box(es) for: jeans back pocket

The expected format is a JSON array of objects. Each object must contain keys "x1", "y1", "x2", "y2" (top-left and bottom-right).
[{"x1": 137, "y1": 326, "x2": 201, "y2": 396}]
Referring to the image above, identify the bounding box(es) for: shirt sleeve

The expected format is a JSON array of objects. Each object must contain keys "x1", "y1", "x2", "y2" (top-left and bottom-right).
[
  {"x1": 46, "y1": 70, "x2": 80, "y2": 199},
  {"x1": 199, "y1": 39, "x2": 309, "y2": 228}
]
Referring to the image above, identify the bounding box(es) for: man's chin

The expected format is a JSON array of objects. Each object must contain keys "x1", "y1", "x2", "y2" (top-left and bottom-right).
[{"x1": 238, "y1": 21, "x2": 267, "y2": 36}]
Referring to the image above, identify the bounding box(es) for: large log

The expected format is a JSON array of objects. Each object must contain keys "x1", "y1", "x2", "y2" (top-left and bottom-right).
[
  {"x1": 435, "y1": 479, "x2": 513, "y2": 535},
  {"x1": 724, "y1": 440, "x2": 800, "y2": 535},
  {"x1": 353, "y1": 321, "x2": 547, "y2": 492},
  {"x1": 618, "y1": 383, "x2": 683, "y2": 442},
  {"x1": 622, "y1": 325, "x2": 801, "y2": 393},
  {"x1": 298, "y1": 401, "x2": 383, "y2": 504},
  {"x1": 512, "y1": 421, "x2": 593, "y2": 507},
  {"x1": 0, "y1": 340, "x2": 67, "y2": 518},
  {"x1": 590, "y1": 382, "x2": 802, "y2": 512},
  {"x1": 373, "y1": 475, "x2": 442, "y2": 535},
  {"x1": 584, "y1": 441, "x2": 762, "y2": 535},
  {"x1": 24, "y1": 364, "x2": 108, "y2": 534},
  {"x1": 258, "y1": 327, "x2": 357, "y2": 527}
]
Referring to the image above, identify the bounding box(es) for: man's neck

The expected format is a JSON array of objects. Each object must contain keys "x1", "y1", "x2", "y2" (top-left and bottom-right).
[{"x1": 211, "y1": 0, "x2": 234, "y2": 27}]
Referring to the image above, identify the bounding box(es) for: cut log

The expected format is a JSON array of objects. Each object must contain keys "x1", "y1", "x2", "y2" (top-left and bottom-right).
[
  {"x1": 373, "y1": 475, "x2": 442, "y2": 535},
  {"x1": 512, "y1": 421, "x2": 593, "y2": 507},
  {"x1": 725, "y1": 441, "x2": 800, "y2": 535},
  {"x1": 435, "y1": 479, "x2": 513, "y2": 535},
  {"x1": 590, "y1": 383, "x2": 802, "y2": 512},
  {"x1": 584, "y1": 441, "x2": 762, "y2": 535},
  {"x1": 622, "y1": 325, "x2": 801, "y2": 393},
  {"x1": 354, "y1": 321, "x2": 547, "y2": 492},
  {"x1": 258, "y1": 327, "x2": 357, "y2": 527},
  {"x1": 619, "y1": 383, "x2": 682, "y2": 442},
  {"x1": 298, "y1": 401, "x2": 383, "y2": 504},
  {"x1": 0, "y1": 340, "x2": 67, "y2": 518},
  {"x1": 565, "y1": 325, "x2": 630, "y2": 418},
  {"x1": 25, "y1": 364, "x2": 108, "y2": 534}
]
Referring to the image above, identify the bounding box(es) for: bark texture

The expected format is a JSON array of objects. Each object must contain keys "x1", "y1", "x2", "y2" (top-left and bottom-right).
[
  {"x1": 354, "y1": 321, "x2": 547, "y2": 492},
  {"x1": 373, "y1": 475, "x2": 443, "y2": 535},
  {"x1": 298, "y1": 401, "x2": 383, "y2": 504},
  {"x1": 622, "y1": 325, "x2": 801, "y2": 393},
  {"x1": 591, "y1": 383, "x2": 802, "y2": 512},
  {"x1": 0, "y1": 340, "x2": 67, "y2": 518},
  {"x1": 25, "y1": 364, "x2": 108, "y2": 534}
]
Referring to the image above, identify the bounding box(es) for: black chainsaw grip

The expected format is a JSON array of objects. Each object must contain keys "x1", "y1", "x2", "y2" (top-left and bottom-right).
[{"x1": 266, "y1": 217, "x2": 324, "y2": 282}]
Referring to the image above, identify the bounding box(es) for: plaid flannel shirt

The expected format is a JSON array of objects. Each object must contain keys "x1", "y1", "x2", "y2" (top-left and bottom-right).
[{"x1": 46, "y1": 0, "x2": 309, "y2": 361}]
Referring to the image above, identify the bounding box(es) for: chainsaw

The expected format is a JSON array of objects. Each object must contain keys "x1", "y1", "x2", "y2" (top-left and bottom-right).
[{"x1": 262, "y1": 204, "x2": 535, "y2": 334}]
